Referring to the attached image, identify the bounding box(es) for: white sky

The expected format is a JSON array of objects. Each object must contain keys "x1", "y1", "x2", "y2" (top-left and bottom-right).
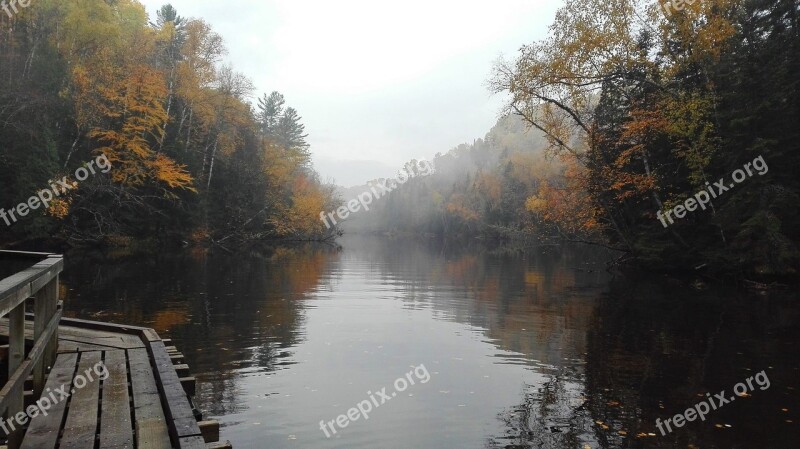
[{"x1": 138, "y1": 0, "x2": 561, "y2": 186}]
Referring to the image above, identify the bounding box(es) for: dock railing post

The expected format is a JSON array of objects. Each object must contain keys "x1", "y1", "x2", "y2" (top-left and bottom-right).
[
  {"x1": 0, "y1": 251, "x2": 63, "y2": 449},
  {"x1": 7, "y1": 300, "x2": 26, "y2": 449},
  {"x1": 33, "y1": 272, "x2": 59, "y2": 398}
]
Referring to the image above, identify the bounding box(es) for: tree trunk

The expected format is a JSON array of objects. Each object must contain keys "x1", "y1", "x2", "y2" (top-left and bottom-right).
[{"x1": 206, "y1": 139, "x2": 218, "y2": 190}]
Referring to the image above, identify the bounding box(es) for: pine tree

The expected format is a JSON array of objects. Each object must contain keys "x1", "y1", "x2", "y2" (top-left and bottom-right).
[
  {"x1": 257, "y1": 91, "x2": 285, "y2": 138},
  {"x1": 276, "y1": 107, "x2": 309, "y2": 151}
]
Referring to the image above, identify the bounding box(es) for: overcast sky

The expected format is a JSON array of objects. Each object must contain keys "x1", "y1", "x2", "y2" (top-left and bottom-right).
[{"x1": 138, "y1": 0, "x2": 561, "y2": 187}]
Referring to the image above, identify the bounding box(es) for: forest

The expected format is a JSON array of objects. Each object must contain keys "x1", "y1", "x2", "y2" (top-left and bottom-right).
[
  {"x1": 2, "y1": 0, "x2": 798, "y2": 277},
  {"x1": 0, "y1": 2, "x2": 798, "y2": 449},
  {"x1": 346, "y1": 0, "x2": 799, "y2": 277},
  {"x1": 0, "y1": 1, "x2": 339, "y2": 249}
]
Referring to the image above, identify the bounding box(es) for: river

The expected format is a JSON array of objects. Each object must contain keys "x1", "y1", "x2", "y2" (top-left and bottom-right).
[{"x1": 59, "y1": 236, "x2": 799, "y2": 449}]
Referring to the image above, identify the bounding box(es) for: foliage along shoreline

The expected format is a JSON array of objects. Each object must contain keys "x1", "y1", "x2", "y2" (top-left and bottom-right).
[
  {"x1": 0, "y1": 2, "x2": 340, "y2": 250},
  {"x1": 340, "y1": 0, "x2": 799, "y2": 278},
  {"x1": 2, "y1": 0, "x2": 798, "y2": 280},
  {"x1": 490, "y1": 0, "x2": 799, "y2": 278}
]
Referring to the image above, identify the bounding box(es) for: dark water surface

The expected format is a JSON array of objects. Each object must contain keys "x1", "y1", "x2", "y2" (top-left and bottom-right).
[{"x1": 59, "y1": 237, "x2": 799, "y2": 448}]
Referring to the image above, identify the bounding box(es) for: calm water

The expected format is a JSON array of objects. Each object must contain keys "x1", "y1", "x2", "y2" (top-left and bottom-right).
[{"x1": 58, "y1": 237, "x2": 799, "y2": 448}]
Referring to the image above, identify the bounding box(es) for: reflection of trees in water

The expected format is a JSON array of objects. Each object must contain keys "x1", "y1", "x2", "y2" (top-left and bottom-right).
[
  {"x1": 580, "y1": 277, "x2": 800, "y2": 449},
  {"x1": 196, "y1": 374, "x2": 244, "y2": 417},
  {"x1": 181, "y1": 244, "x2": 339, "y2": 416},
  {"x1": 487, "y1": 369, "x2": 599, "y2": 449},
  {"x1": 476, "y1": 264, "x2": 800, "y2": 449},
  {"x1": 408, "y1": 243, "x2": 795, "y2": 448},
  {"x1": 60, "y1": 243, "x2": 339, "y2": 419},
  {"x1": 437, "y1": 246, "x2": 604, "y2": 446},
  {"x1": 350, "y1": 238, "x2": 614, "y2": 448},
  {"x1": 61, "y1": 239, "x2": 800, "y2": 448}
]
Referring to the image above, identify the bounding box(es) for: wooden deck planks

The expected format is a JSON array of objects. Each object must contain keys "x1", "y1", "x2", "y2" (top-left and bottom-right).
[
  {"x1": 149, "y1": 341, "x2": 202, "y2": 441},
  {"x1": 177, "y1": 436, "x2": 207, "y2": 448},
  {"x1": 58, "y1": 340, "x2": 121, "y2": 353},
  {"x1": 5, "y1": 319, "x2": 213, "y2": 449},
  {"x1": 100, "y1": 350, "x2": 134, "y2": 449},
  {"x1": 128, "y1": 348, "x2": 172, "y2": 449},
  {"x1": 60, "y1": 351, "x2": 103, "y2": 449},
  {"x1": 59, "y1": 325, "x2": 145, "y2": 349},
  {"x1": 19, "y1": 352, "x2": 78, "y2": 449},
  {"x1": 0, "y1": 319, "x2": 146, "y2": 350}
]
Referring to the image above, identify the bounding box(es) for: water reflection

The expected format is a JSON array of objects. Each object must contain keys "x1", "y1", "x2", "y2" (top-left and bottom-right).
[
  {"x1": 582, "y1": 277, "x2": 800, "y2": 449},
  {"x1": 61, "y1": 244, "x2": 338, "y2": 418},
  {"x1": 58, "y1": 237, "x2": 799, "y2": 449}
]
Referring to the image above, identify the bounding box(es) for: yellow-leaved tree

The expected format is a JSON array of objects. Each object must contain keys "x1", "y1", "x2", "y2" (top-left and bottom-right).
[
  {"x1": 61, "y1": 0, "x2": 195, "y2": 198},
  {"x1": 86, "y1": 65, "x2": 195, "y2": 194}
]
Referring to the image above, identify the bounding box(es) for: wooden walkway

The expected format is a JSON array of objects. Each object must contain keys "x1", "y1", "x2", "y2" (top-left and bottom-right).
[
  {"x1": 0, "y1": 250, "x2": 230, "y2": 449},
  {"x1": 0, "y1": 317, "x2": 229, "y2": 449},
  {"x1": 0, "y1": 318, "x2": 230, "y2": 449}
]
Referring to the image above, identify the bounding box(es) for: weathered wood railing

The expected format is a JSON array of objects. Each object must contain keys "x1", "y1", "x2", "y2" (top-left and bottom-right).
[{"x1": 0, "y1": 251, "x2": 63, "y2": 449}]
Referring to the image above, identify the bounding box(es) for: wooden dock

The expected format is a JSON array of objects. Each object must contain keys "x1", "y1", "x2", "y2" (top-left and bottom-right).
[{"x1": 0, "y1": 251, "x2": 231, "y2": 449}]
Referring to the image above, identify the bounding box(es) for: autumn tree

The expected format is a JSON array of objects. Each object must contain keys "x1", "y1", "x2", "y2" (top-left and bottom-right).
[
  {"x1": 0, "y1": 0, "x2": 337, "y2": 246},
  {"x1": 492, "y1": 0, "x2": 798, "y2": 273}
]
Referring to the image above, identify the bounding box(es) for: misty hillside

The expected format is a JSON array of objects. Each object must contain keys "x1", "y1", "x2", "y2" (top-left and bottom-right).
[{"x1": 337, "y1": 114, "x2": 561, "y2": 238}]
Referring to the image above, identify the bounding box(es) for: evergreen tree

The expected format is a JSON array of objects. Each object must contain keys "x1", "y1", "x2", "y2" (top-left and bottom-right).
[
  {"x1": 276, "y1": 107, "x2": 309, "y2": 151},
  {"x1": 257, "y1": 91, "x2": 285, "y2": 138}
]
